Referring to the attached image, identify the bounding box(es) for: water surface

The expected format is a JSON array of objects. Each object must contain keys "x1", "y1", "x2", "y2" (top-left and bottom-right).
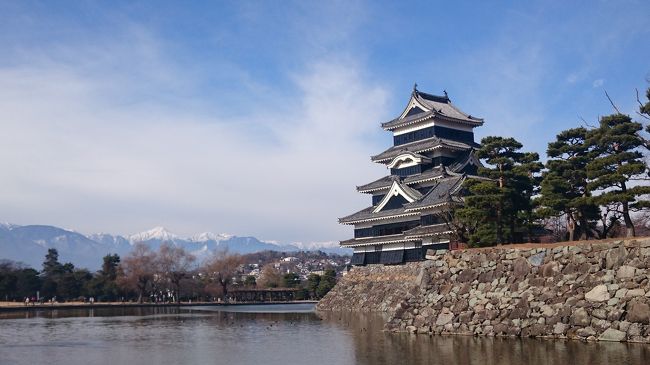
[{"x1": 0, "y1": 305, "x2": 647, "y2": 365}]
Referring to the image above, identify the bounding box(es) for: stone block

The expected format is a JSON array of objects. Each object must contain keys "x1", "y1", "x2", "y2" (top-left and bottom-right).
[
  {"x1": 528, "y1": 252, "x2": 545, "y2": 267},
  {"x1": 436, "y1": 311, "x2": 454, "y2": 326},
  {"x1": 540, "y1": 262, "x2": 560, "y2": 277},
  {"x1": 553, "y1": 322, "x2": 567, "y2": 335},
  {"x1": 626, "y1": 289, "x2": 645, "y2": 298},
  {"x1": 616, "y1": 265, "x2": 636, "y2": 279},
  {"x1": 570, "y1": 307, "x2": 591, "y2": 326},
  {"x1": 577, "y1": 327, "x2": 596, "y2": 338},
  {"x1": 512, "y1": 257, "x2": 530, "y2": 277},
  {"x1": 607, "y1": 309, "x2": 624, "y2": 322},
  {"x1": 599, "y1": 328, "x2": 626, "y2": 342},
  {"x1": 585, "y1": 285, "x2": 610, "y2": 302},
  {"x1": 626, "y1": 302, "x2": 650, "y2": 324},
  {"x1": 606, "y1": 246, "x2": 627, "y2": 269},
  {"x1": 457, "y1": 269, "x2": 478, "y2": 283},
  {"x1": 592, "y1": 308, "x2": 607, "y2": 319}
]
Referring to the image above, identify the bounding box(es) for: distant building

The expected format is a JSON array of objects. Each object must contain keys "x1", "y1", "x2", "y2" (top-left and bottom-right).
[{"x1": 339, "y1": 86, "x2": 484, "y2": 266}]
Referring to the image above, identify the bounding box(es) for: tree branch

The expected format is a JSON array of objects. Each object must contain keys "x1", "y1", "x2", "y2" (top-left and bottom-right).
[
  {"x1": 604, "y1": 89, "x2": 623, "y2": 114},
  {"x1": 635, "y1": 88, "x2": 650, "y2": 120},
  {"x1": 579, "y1": 115, "x2": 597, "y2": 129}
]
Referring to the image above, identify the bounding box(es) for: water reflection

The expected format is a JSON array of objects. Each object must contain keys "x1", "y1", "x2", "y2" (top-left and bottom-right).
[
  {"x1": 320, "y1": 311, "x2": 650, "y2": 365},
  {"x1": 0, "y1": 306, "x2": 647, "y2": 365}
]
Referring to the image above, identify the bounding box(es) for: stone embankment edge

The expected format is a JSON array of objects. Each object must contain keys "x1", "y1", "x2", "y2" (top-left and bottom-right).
[{"x1": 317, "y1": 237, "x2": 650, "y2": 343}]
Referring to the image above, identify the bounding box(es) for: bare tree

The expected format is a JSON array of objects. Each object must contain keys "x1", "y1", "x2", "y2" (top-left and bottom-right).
[
  {"x1": 119, "y1": 243, "x2": 157, "y2": 303},
  {"x1": 157, "y1": 242, "x2": 196, "y2": 304},
  {"x1": 257, "y1": 264, "x2": 282, "y2": 288},
  {"x1": 203, "y1": 249, "x2": 243, "y2": 302}
]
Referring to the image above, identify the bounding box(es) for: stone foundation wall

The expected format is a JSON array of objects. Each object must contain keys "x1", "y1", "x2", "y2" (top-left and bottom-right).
[
  {"x1": 316, "y1": 262, "x2": 422, "y2": 313},
  {"x1": 318, "y1": 238, "x2": 650, "y2": 343}
]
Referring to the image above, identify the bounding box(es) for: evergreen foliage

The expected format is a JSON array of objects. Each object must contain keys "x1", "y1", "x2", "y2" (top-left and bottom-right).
[
  {"x1": 315, "y1": 269, "x2": 337, "y2": 298},
  {"x1": 282, "y1": 272, "x2": 300, "y2": 288},
  {"x1": 586, "y1": 113, "x2": 650, "y2": 237},
  {"x1": 243, "y1": 275, "x2": 256, "y2": 287},
  {"x1": 306, "y1": 273, "x2": 321, "y2": 298},
  {"x1": 455, "y1": 136, "x2": 542, "y2": 246},
  {"x1": 538, "y1": 128, "x2": 600, "y2": 240}
]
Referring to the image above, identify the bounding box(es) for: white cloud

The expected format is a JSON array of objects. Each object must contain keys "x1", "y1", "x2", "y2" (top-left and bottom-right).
[
  {"x1": 592, "y1": 79, "x2": 604, "y2": 88},
  {"x1": 566, "y1": 73, "x2": 579, "y2": 84},
  {"x1": 0, "y1": 26, "x2": 388, "y2": 244}
]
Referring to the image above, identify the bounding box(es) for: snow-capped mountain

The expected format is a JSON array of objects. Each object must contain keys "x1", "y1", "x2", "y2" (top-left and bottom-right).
[
  {"x1": 0, "y1": 223, "x2": 351, "y2": 270},
  {"x1": 189, "y1": 232, "x2": 233, "y2": 242},
  {"x1": 129, "y1": 226, "x2": 178, "y2": 243}
]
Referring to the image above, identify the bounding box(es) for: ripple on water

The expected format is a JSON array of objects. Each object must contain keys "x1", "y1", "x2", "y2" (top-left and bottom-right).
[{"x1": 0, "y1": 306, "x2": 648, "y2": 365}]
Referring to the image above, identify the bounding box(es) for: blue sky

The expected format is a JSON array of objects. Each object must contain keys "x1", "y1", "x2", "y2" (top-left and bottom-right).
[{"x1": 0, "y1": 0, "x2": 648, "y2": 245}]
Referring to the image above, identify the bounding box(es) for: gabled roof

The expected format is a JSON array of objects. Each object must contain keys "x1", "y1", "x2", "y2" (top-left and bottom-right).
[
  {"x1": 373, "y1": 180, "x2": 423, "y2": 213},
  {"x1": 386, "y1": 151, "x2": 431, "y2": 169},
  {"x1": 446, "y1": 148, "x2": 483, "y2": 172},
  {"x1": 357, "y1": 165, "x2": 465, "y2": 193},
  {"x1": 404, "y1": 175, "x2": 466, "y2": 212},
  {"x1": 382, "y1": 89, "x2": 483, "y2": 130},
  {"x1": 371, "y1": 136, "x2": 478, "y2": 163}
]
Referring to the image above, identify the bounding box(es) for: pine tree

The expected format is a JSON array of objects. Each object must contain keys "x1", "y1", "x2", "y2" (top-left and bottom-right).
[
  {"x1": 639, "y1": 86, "x2": 650, "y2": 149},
  {"x1": 473, "y1": 136, "x2": 542, "y2": 244},
  {"x1": 512, "y1": 151, "x2": 544, "y2": 242},
  {"x1": 452, "y1": 136, "x2": 541, "y2": 246},
  {"x1": 586, "y1": 114, "x2": 650, "y2": 237},
  {"x1": 640, "y1": 87, "x2": 650, "y2": 119},
  {"x1": 538, "y1": 128, "x2": 600, "y2": 241},
  {"x1": 42, "y1": 248, "x2": 63, "y2": 277},
  {"x1": 454, "y1": 178, "x2": 500, "y2": 247}
]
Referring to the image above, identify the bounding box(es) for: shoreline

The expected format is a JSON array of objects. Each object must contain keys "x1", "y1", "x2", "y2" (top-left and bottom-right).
[{"x1": 0, "y1": 300, "x2": 318, "y2": 313}]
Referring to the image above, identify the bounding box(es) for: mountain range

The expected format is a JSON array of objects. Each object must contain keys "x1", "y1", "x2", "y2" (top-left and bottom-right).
[{"x1": 0, "y1": 223, "x2": 350, "y2": 270}]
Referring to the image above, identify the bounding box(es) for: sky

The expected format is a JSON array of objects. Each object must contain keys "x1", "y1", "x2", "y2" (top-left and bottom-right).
[{"x1": 0, "y1": 0, "x2": 649, "y2": 246}]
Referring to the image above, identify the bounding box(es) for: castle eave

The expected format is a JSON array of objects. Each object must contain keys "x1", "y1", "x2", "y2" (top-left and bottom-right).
[{"x1": 340, "y1": 234, "x2": 418, "y2": 247}]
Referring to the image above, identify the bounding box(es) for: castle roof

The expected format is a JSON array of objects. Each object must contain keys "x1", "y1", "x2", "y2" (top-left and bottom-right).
[
  {"x1": 339, "y1": 233, "x2": 418, "y2": 247},
  {"x1": 404, "y1": 175, "x2": 466, "y2": 212},
  {"x1": 381, "y1": 89, "x2": 483, "y2": 131},
  {"x1": 358, "y1": 150, "x2": 480, "y2": 193},
  {"x1": 338, "y1": 206, "x2": 419, "y2": 225},
  {"x1": 340, "y1": 175, "x2": 470, "y2": 225},
  {"x1": 371, "y1": 136, "x2": 478, "y2": 163},
  {"x1": 402, "y1": 223, "x2": 453, "y2": 238}
]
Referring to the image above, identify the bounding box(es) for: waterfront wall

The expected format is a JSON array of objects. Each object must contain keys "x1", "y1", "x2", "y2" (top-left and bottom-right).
[
  {"x1": 316, "y1": 262, "x2": 422, "y2": 313},
  {"x1": 318, "y1": 238, "x2": 650, "y2": 343}
]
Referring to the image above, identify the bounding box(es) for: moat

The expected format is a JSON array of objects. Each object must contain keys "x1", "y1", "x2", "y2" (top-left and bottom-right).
[{"x1": 0, "y1": 304, "x2": 647, "y2": 365}]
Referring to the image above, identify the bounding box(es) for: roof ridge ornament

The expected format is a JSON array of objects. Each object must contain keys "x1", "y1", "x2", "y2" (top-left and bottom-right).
[{"x1": 413, "y1": 82, "x2": 418, "y2": 92}]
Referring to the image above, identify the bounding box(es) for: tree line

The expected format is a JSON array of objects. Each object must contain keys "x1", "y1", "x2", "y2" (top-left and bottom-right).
[
  {"x1": 442, "y1": 84, "x2": 650, "y2": 247},
  {"x1": 0, "y1": 243, "x2": 338, "y2": 303}
]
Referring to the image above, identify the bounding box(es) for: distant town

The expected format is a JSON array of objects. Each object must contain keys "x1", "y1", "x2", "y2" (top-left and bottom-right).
[{"x1": 0, "y1": 243, "x2": 349, "y2": 305}]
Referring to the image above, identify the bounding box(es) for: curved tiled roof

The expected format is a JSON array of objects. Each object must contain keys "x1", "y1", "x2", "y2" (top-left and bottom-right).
[
  {"x1": 371, "y1": 136, "x2": 478, "y2": 163},
  {"x1": 356, "y1": 167, "x2": 451, "y2": 193},
  {"x1": 382, "y1": 90, "x2": 483, "y2": 130},
  {"x1": 404, "y1": 175, "x2": 466, "y2": 212},
  {"x1": 358, "y1": 149, "x2": 483, "y2": 193},
  {"x1": 338, "y1": 206, "x2": 419, "y2": 225},
  {"x1": 403, "y1": 223, "x2": 452, "y2": 238}
]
